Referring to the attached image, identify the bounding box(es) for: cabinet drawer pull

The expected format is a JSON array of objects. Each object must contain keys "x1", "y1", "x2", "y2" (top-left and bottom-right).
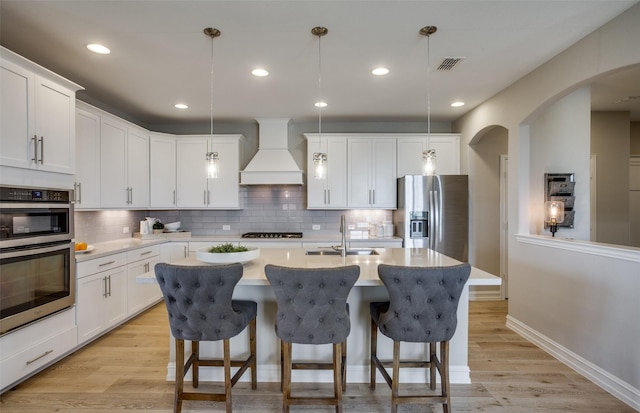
[
  {"x1": 26, "y1": 350, "x2": 53, "y2": 365},
  {"x1": 98, "y1": 260, "x2": 116, "y2": 267},
  {"x1": 140, "y1": 251, "x2": 153, "y2": 256}
]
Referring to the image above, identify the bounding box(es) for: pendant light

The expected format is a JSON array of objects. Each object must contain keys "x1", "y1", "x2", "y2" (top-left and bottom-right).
[
  {"x1": 204, "y1": 27, "x2": 221, "y2": 179},
  {"x1": 420, "y1": 25, "x2": 437, "y2": 176},
  {"x1": 312, "y1": 26, "x2": 328, "y2": 180}
]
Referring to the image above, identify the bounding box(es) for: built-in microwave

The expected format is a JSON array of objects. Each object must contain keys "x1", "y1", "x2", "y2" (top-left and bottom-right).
[{"x1": 0, "y1": 185, "x2": 75, "y2": 334}]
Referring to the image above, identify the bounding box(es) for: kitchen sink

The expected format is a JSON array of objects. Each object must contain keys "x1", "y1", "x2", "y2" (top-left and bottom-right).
[{"x1": 305, "y1": 248, "x2": 379, "y2": 256}]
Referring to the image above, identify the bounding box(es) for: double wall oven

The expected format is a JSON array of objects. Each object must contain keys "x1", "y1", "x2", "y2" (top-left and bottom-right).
[{"x1": 0, "y1": 186, "x2": 75, "y2": 335}]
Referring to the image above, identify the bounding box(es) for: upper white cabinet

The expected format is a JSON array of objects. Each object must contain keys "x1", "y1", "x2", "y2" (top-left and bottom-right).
[
  {"x1": 396, "y1": 134, "x2": 460, "y2": 177},
  {"x1": 304, "y1": 134, "x2": 348, "y2": 209},
  {"x1": 1, "y1": 48, "x2": 81, "y2": 175},
  {"x1": 149, "y1": 133, "x2": 177, "y2": 208},
  {"x1": 74, "y1": 108, "x2": 101, "y2": 208},
  {"x1": 176, "y1": 135, "x2": 241, "y2": 209},
  {"x1": 99, "y1": 116, "x2": 149, "y2": 208},
  {"x1": 347, "y1": 136, "x2": 396, "y2": 209}
]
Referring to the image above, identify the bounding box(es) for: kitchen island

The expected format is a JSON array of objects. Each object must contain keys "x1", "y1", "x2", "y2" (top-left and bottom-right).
[{"x1": 138, "y1": 247, "x2": 500, "y2": 385}]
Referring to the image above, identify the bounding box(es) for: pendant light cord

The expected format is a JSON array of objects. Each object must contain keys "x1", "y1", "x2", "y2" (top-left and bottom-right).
[
  {"x1": 210, "y1": 35, "x2": 214, "y2": 136},
  {"x1": 427, "y1": 33, "x2": 431, "y2": 136},
  {"x1": 318, "y1": 32, "x2": 323, "y2": 143}
]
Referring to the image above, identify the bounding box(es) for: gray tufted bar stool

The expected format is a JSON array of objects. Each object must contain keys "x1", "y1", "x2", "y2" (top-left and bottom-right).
[
  {"x1": 154, "y1": 263, "x2": 257, "y2": 413},
  {"x1": 370, "y1": 263, "x2": 471, "y2": 413},
  {"x1": 264, "y1": 264, "x2": 360, "y2": 413}
]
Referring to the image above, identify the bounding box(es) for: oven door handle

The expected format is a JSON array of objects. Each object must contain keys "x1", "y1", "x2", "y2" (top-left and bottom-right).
[{"x1": 0, "y1": 241, "x2": 72, "y2": 260}]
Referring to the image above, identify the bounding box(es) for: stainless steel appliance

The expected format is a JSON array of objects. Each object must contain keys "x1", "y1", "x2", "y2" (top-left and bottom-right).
[
  {"x1": 394, "y1": 175, "x2": 468, "y2": 262},
  {"x1": 0, "y1": 186, "x2": 75, "y2": 334}
]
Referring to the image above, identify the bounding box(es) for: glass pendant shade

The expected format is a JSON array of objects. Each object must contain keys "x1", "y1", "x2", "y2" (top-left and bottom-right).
[
  {"x1": 206, "y1": 152, "x2": 219, "y2": 179},
  {"x1": 422, "y1": 149, "x2": 436, "y2": 175},
  {"x1": 313, "y1": 152, "x2": 327, "y2": 180}
]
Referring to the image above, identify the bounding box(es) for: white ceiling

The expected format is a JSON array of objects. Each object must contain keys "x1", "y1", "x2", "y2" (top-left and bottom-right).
[{"x1": 1, "y1": 0, "x2": 639, "y2": 129}]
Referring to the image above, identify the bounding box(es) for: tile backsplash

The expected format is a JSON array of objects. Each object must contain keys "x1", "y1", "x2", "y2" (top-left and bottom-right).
[{"x1": 74, "y1": 186, "x2": 392, "y2": 244}]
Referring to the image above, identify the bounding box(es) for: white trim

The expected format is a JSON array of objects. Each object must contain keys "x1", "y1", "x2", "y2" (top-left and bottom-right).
[
  {"x1": 469, "y1": 286, "x2": 502, "y2": 301},
  {"x1": 515, "y1": 234, "x2": 640, "y2": 263},
  {"x1": 506, "y1": 315, "x2": 640, "y2": 411}
]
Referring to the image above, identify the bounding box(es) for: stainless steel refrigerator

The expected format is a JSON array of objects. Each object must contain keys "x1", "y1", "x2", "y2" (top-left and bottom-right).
[{"x1": 394, "y1": 175, "x2": 468, "y2": 262}]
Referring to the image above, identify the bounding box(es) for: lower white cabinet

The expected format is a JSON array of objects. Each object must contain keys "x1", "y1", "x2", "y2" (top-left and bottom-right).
[
  {"x1": 126, "y1": 246, "x2": 161, "y2": 316},
  {"x1": 0, "y1": 308, "x2": 77, "y2": 393},
  {"x1": 160, "y1": 241, "x2": 189, "y2": 263},
  {"x1": 76, "y1": 245, "x2": 163, "y2": 346},
  {"x1": 76, "y1": 255, "x2": 127, "y2": 345}
]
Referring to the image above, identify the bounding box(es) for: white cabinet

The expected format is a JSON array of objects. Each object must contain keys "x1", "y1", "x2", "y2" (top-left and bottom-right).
[
  {"x1": 76, "y1": 253, "x2": 128, "y2": 344},
  {"x1": 176, "y1": 135, "x2": 241, "y2": 209},
  {"x1": 99, "y1": 116, "x2": 149, "y2": 208},
  {"x1": 74, "y1": 108, "x2": 101, "y2": 208},
  {"x1": 304, "y1": 134, "x2": 348, "y2": 209},
  {"x1": 347, "y1": 136, "x2": 396, "y2": 209},
  {"x1": 0, "y1": 308, "x2": 76, "y2": 393},
  {"x1": 150, "y1": 134, "x2": 177, "y2": 208},
  {"x1": 396, "y1": 134, "x2": 460, "y2": 177},
  {"x1": 160, "y1": 242, "x2": 189, "y2": 263},
  {"x1": 126, "y1": 246, "x2": 161, "y2": 316},
  {"x1": 0, "y1": 50, "x2": 80, "y2": 175}
]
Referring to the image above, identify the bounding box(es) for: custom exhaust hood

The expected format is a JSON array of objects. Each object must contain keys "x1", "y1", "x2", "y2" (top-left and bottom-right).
[{"x1": 240, "y1": 118, "x2": 304, "y2": 185}]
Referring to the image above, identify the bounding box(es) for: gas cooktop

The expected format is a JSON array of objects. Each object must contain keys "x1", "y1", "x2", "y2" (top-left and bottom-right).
[{"x1": 241, "y1": 232, "x2": 303, "y2": 239}]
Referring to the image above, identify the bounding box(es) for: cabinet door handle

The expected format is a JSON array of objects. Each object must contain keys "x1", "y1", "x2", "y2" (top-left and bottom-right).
[
  {"x1": 372, "y1": 189, "x2": 376, "y2": 205},
  {"x1": 26, "y1": 350, "x2": 53, "y2": 365},
  {"x1": 32, "y1": 135, "x2": 38, "y2": 163},
  {"x1": 103, "y1": 276, "x2": 108, "y2": 298},
  {"x1": 39, "y1": 136, "x2": 44, "y2": 164},
  {"x1": 327, "y1": 189, "x2": 330, "y2": 205},
  {"x1": 207, "y1": 190, "x2": 211, "y2": 205},
  {"x1": 129, "y1": 187, "x2": 133, "y2": 204},
  {"x1": 204, "y1": 190, "x2": 207, "y2": 205},
  {"x1": 173, "y1": 190, "x2": 176, "y2": 205},
  {"x1": 77, "y1": 182, "x2": 82, "y2": 204},
  {"x1": 107, "y1": 275, "x2": 112, "y2": 297},
  {"x1": 98, "y1": 260, "x2": 116, "y2": 267}
]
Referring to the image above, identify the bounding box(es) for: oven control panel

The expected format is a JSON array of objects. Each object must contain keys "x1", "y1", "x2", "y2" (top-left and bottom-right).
[{"x1": 0, "y1": 186, "x2": 71, "y2": 203}]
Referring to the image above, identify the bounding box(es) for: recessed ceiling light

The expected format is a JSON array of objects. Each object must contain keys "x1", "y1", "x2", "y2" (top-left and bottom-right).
[
  {"x1": 251, "y1": 68, "x2": 269, "y2": 77},
  {"x1": 174, "y1": 103, "x2": 188, "y2": 109},
  {"x1": 314, "y1": 101, "x2": 327, "y2": 108},
  {"x1": 86, "y1": 43, "x2": 111, "y2": 55},
  {"x1": 451, "y1": 101, "x2": 465, "y2": 107},
  {"x1": 371, "y1": 67, "x2": 389, "y2": 76}
]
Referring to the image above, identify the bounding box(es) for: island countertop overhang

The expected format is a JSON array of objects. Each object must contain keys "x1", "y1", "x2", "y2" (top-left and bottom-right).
[{"x1": 138, "y1": 247, "x2": 501, "y2": 287}]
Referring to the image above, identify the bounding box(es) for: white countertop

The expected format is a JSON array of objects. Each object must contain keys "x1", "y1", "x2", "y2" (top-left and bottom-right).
[{"x1": 136, "y1": 247, "x2": 501, "y2": 287}]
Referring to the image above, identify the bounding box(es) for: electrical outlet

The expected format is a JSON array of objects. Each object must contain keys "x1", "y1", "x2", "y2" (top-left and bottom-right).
[
  {"x1": 123, "y1": 226, "x2": 129, "y2": 233},
  {"x1": 222, "y1": 225, "x2": 231, "y2": 231},
  {"x1": 312, "y1": 224, "x2": 321, "y2": 230}
]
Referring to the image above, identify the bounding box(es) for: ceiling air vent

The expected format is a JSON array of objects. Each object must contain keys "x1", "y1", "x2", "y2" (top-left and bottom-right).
[{"x1": 437, "y1": 57, "x2": 464, "y2": 71}]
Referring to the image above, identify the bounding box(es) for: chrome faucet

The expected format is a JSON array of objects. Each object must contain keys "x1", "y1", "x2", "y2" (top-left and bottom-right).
[{"x1": 339, "y1": 214, "x2": 347, "y2": 257}]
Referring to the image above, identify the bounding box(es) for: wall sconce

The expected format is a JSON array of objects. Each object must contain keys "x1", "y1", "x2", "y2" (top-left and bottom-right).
[
  {"x1": 544, "y1": 200, "x2": 565, "y2": 237},
  {"x1": 313, "y1": 152, "x2": 327, "y2": 180},
  {"x1": 422, "y1": 149, "x2": 436, "y2": 175},
  {"x1": 206, "y1": 151, "x2": 219, "y2": 179}
]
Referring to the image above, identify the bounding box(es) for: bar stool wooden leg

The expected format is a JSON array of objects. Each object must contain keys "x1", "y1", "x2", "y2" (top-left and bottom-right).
[
  {"x1": 250, "y1": 317, "x2": 257, "y2": 389},
  {"x1": 333, "y1": 342, "x2": 343, "y2": 413},
  {"x1": 370, "y1": 318, "x2": 378, "y2": 389},
  {"x1": 282, "y1": 341, "x2": 292, "y2": 413},
  {"x1": 174, "y1": 339, "x2": 185, "y2": 413},
  {"x1": 341, "y1": 339, "x2": 347, "y2": 392},
  {"x1": 223, "y1": 339, "x2": 232, "y2": 413},
  {"x1": 429, "y1": 341, "x2": 437, "y2": 390},
  {"x1": 442, "y1": 341, "x2": 451, "y2": 413},
  {"x1": 192, "y1": 341, "x2": 199, "y2": 388},
  {"x1": 391, "y1": 340, "x2": 401, "y2": 413}
]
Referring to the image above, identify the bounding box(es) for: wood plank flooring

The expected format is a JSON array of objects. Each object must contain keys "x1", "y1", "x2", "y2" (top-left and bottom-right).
[{"x1": 1, "y1": 300, "x2": 636, "y2": 412}]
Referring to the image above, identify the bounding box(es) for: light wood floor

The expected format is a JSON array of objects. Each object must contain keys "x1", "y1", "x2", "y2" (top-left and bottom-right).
[{"x1": 1, "y1": 300, "x2": 636, "y2": 412}]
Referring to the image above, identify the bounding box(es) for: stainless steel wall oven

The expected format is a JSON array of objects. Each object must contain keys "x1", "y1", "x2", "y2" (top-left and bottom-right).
[{"x1": 0, "y1": 186, "x2": 75, "y2": 335}]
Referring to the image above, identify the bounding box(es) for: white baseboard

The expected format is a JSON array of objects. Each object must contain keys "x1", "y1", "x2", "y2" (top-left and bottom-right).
[
  {"x1": 469, "y1": 285, "x2": 502, "y2": 301},
  {"x1": 506, "y1": 315, "x2": 640, "y2": 411},
  {"x1": 166, "y1": 363, "x2": 471, "y2": 384}
]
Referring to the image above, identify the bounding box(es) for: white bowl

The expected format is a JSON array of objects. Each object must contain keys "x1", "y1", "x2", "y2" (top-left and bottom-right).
[
  {"x1": 196, "y1": 247, "x2": 260, "y2": 264},
  {"x1": 164, "y1": 221, "x2": 181, "y2": 231}
]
